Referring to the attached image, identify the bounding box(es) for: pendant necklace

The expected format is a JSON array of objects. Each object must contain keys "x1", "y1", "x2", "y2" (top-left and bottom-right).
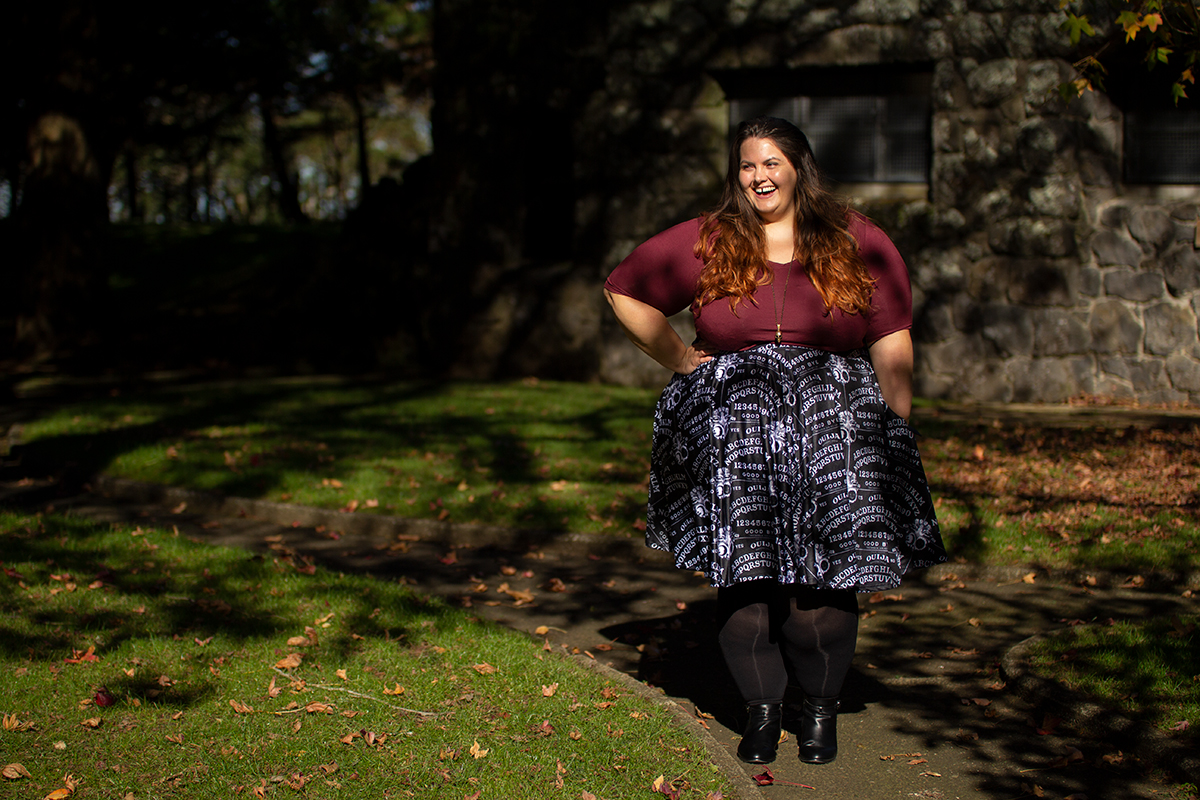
[{"x1": 770, "y1": 261, "x2": 792, "y2": 345}]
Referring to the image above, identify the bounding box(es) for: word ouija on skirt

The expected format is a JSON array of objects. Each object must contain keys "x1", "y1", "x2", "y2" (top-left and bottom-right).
[{"x1": 647, "y1": 343, "x2": 946, "y2": 589}]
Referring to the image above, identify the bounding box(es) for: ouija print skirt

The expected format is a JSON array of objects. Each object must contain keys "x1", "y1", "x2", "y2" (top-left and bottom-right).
[{"x1": 646, "y1": 343, "x2": 946, "y2": 590}]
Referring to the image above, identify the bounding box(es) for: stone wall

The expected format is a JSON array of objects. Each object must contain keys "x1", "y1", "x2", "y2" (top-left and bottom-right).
[{"x1": 432, "y1": 0, "x2": 1200, "y2": 404}]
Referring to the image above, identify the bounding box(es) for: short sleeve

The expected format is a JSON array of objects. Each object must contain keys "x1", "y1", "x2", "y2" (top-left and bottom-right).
[
  {"x1": 604, "y1": 218, "x2": 705, "y2": 317},
  {"x1": 856, "y1": 217, "x2": 913, "y2": 344}
]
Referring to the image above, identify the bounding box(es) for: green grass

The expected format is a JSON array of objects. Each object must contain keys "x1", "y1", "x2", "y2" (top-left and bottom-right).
[
  {"x1": 16, "y1": 377, "x2": 654, "y2": 537},
  {"x1": 1026, "y1": 616, "x2": 1199, "y2": 744},
  {"x1": 13, "y1": 377, "x2": 1200, "y2": 574},
  {"x1": 0, "y1": 508, "x2": 733, "y2": 799}
]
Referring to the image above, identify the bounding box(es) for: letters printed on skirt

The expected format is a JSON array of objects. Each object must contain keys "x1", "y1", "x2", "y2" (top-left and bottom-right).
[{"x1": 646, "y1": 343, "x2": 946, "y2": 590}]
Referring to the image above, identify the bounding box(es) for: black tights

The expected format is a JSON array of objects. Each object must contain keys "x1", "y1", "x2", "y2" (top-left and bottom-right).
[{"x1": 717, "y1": 581, "x2": 858, "y2": 704}]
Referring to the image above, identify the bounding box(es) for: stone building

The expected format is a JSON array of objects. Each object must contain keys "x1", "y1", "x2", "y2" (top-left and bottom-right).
[{"x1": 429, "y1": 0, "x2": 1200, "y2": 405}]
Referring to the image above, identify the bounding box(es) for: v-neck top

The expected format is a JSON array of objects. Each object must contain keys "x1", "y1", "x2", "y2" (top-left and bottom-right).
[{"x1": 604, "y1": 214, "x2": 911, "y2": 353}]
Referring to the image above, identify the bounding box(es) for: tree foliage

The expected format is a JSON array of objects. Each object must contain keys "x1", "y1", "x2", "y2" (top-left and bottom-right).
[
  {"x1": 2, "y1": 1, "x2": 431, "y2": 361},
  {"x1": 1059, "y1": 0, "x2": 1199, "y2": 103}
]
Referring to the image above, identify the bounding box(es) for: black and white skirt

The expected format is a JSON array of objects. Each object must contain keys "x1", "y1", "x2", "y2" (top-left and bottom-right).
[{"x1": 646, "y1": 343, "x2": 946, "y2": 590}]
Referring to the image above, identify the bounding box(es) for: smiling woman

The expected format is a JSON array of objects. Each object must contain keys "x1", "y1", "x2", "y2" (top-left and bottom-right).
[{"x1": 603, "y1": 115, "x2": 945, "y2": 767}]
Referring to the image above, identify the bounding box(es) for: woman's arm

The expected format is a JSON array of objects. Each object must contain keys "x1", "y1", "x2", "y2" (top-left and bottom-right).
[
  {"x1": 604, "y1": 289, "x2": 714, "y2": 375},
  {"x1": 868, "y1": 329, "x2": 914, "y2": 420}
]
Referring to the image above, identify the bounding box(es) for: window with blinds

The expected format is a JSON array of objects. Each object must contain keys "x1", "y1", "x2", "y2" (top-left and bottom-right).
[
  {"x1": 720, "y1": 66, "x2": 933, "y2": 184},
  {"x1": 1124, "y1": 109, "x2": 1200, "y2": 184},
  {"x1": 730, "y1": 95, "x2": 930, "y2": 183}
]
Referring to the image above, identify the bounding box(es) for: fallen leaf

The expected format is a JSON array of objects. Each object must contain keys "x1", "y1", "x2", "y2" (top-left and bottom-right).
[
  {"x1": 533, "y1": 625, "x2": 550, "y2": 635},
  {"x1": 542, "y1": 683, "x2": 559, "y2": 697},
  {"x1": 275, "y1": 653, "x2": 303, "y2": 670},
  {"x1": 79, "y1": 718, "x2": 101, "y2": 729},
  {"x1": 2, "y1": 763, "x2": 31, "y2": 780},
  {"x1": 472, "y1": 663, "x2": 498, "y2": 675},
  {"x1": 1036, "y1": 714, "x2": 1061, "y2": 735},
  {"x1": 286, "y1": 636, "x2": 309, "y2": 646},
  {"x1": 230, "y1": 700, "x2": 254, "y2": 714},
  {"x1": 383, "y1": 684, "x2": 405, "y2": 696},
  {"x1": 304, "y1": 702, "x2": 334, "y2": 714},
  {"x1": 267, "y1": 677, "x2": 281, "y2": 698},
  {"x1": 335, "y1": 669, "x2": 348, "y2": 681},
  {"x1": 1171, "y1": 720, "x2": 1190, "y2": 731},
  {"x1": 64, "y1": 646, "x2": 99, "y2": 665},
  {"x1": 93, "y1": 688, "x2": 115, "y2": 707},
  {"x1": 967, "y1": 618, "x2": 982, "y2": 627},
  {"x1": 469, "y1": 739, "x2": 489, "y2": 758}
]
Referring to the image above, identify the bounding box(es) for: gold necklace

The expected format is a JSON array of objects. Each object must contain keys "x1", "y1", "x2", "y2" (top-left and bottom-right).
[{"x1": 769, "y1": 261, "x2": 792, "y2": 345}]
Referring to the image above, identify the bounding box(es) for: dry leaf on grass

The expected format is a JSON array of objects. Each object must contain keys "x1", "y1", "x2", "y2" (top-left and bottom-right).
[
  {"x1": 275, "y1": 653, "x2": 303, "y2": 670},
  {"x1": 472, "y1": 663, "x2": 497, "y2": 675},
  {"x1": 542, "y1": 683, "x2": 558, "y2": 697},
  {"x1": 2, "y1": 763, "x2": 31, "y2": 780},
  {"x1": 230, "y1": 700, "x2": 254, "y2": 714},
  {"x1": 383, "y1": 684, "x2": 405, "y2": 695},
  {"x1": 469, "y1": 740, "x2": 489, "y2": 758}
]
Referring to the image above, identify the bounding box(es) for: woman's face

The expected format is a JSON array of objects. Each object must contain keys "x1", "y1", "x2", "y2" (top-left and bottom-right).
[{"x1": 738, "y1": 137, "x2": 797, "y2": 224}]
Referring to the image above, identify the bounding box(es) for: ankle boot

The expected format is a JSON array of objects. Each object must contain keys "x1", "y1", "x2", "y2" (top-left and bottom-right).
[
  {"x1": 798, "y1": 696, "x2": 838, "y2": 764},
  {"x1": 736, "y1": 702, "x2": 782, "y2": 764}
]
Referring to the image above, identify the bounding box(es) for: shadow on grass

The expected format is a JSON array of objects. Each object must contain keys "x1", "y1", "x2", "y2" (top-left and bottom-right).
[{"x1": 6, "y1": 376, "x2": 658, "y2": 538}]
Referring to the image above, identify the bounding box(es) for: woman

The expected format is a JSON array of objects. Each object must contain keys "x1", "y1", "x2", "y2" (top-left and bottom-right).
[{"x1": 603, "y1": 117, "x2": 946, "y2": 766}]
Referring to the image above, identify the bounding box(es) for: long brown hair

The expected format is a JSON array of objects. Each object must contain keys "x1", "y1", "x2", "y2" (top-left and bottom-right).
[{"x1": 693, "y1": 116, "x2": 874, "y2": 316}]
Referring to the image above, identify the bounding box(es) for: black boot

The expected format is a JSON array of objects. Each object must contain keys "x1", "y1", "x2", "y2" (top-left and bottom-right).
[
  {"x1": 798, "y1": 696, "x2": 838, "y2": 764},
  {"x1": 736, "y1": 703, "x2": 782, "y2": 764}
]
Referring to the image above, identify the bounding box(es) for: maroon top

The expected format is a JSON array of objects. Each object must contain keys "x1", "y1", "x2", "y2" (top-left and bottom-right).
[{"x1": 604, "y1": 215, "x2": 912, "y2": 353}]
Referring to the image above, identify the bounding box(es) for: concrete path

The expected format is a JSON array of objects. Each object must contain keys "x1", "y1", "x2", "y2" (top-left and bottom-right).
[{"x1": 10, "y1": 475, "x2": 1193, "y2": 800}]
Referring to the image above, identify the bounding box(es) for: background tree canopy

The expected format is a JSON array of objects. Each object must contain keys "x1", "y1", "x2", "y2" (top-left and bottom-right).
[{"x1": 1, "y1": 0, "x2": 432, "y2": 364}]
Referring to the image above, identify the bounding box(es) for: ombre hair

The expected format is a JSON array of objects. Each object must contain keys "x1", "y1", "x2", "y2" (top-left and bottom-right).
[{"x1": 693, "y1": 116, "x2": 874, "y2": 316}]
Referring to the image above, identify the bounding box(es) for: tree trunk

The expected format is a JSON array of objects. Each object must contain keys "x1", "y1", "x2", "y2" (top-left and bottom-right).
[
  {"x1": 124, "y1": 147, "x2": 140, "y2": 222},
  {"x1": 351, "y1": 90, "x2": 371, "y2": 200},
  {"x1": 258, "y1": 93, "x2": 307, "y2": 225}
]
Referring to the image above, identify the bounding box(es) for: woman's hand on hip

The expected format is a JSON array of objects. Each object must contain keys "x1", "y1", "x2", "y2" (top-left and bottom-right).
[{"x1": 675, "y1": 340, "x2": 716, "y2": 374}]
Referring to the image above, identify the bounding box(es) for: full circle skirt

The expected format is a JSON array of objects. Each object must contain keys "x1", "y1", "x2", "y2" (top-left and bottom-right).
[{"x1": 646, "y1": 343, "x2": 946, "y2": 590}]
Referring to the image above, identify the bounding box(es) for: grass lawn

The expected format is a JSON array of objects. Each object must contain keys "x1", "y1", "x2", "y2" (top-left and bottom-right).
[
  {"x1": 0, "y1": 508, "x2": 732, "y2": 799},
  {"x1": 12, "y1": 377, "x2": 1200, "y2": 574},
  {"x1": 1026, "y1": 616, "x2": 1199, "y2": 745},
  {"x1": 8, "y1": 375, "x2": 1200, "y2": 790}
]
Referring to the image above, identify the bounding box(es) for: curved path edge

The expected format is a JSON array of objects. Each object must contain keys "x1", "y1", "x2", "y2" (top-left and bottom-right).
[{"x1": 569, "y1": 654, "x2": 763, "y2": 799}]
